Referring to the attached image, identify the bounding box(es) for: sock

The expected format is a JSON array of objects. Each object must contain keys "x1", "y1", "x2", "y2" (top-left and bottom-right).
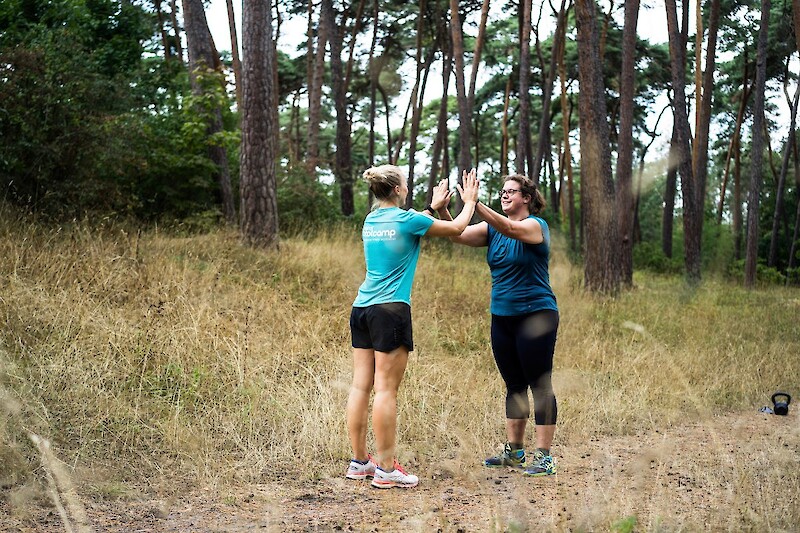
[
  {"x1": 509, "y1": 442, "x2": 524, "y2": 452},
  {"x1": 536, "y1": 447, "x2": 550, "y2": 456}
]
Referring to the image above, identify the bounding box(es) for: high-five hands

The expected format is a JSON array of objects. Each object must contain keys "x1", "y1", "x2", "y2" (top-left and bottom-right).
[
  {"x1": 456, "y1": 169, "x2": 480, "y2": 204},
  {"x1": 430, "y1": 178, "x2": 452, "y2": 211}
]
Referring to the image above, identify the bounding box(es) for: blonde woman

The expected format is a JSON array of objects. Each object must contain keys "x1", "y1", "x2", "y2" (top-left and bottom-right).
[{"x1": 346, "y1": 166, "x2": 479, "y2": 489}]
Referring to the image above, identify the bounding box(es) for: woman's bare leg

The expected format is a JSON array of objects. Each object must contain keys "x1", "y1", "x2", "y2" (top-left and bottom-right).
[
  {"x1": 372, "y1": 346, "x2": 409, "y2": 470},
  {"x1": 346, "y1": 348, "x2": 375, "y2": 461}
]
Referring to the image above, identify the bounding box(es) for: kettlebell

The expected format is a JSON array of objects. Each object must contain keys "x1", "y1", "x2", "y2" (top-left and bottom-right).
[{"x1": 771, "y1": 392, "x2": 792, "y2": 416}]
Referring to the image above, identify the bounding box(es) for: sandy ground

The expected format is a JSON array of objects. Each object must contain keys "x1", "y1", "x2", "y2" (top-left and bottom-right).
[{"x1": 2, "y1": 411, "x2": 799, "y2": 532}]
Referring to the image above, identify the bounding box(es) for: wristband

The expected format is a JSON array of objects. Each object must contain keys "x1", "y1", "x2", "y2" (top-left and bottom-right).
[{"x1": 425, "y1": 204, "x2": 436, "y2": 215}]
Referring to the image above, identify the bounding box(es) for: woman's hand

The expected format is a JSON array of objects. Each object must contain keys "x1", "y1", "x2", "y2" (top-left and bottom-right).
[
  {"x1": 456, "y1": 169, "x2": 480, "y2": 204},
  {"x1": 430, "y1": 178, "x2": 452, "y2": 210}
]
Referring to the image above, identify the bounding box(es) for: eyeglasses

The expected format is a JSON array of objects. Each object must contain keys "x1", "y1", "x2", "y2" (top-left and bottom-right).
[{"x1": 499, "y1": 188, "x2": 522, "y2": 198}]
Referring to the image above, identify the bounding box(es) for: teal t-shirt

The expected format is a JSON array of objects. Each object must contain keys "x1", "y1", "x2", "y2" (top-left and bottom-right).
[
  {"x1": 487, "y1": 215, "x2": 558, "y2": 316},
  {"x1": 353, "y1": 207, "x2": 434, "y2": 307}
]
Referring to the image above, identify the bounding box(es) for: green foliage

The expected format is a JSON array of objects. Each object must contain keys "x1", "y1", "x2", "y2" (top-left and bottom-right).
[
  {"x1": 612, "y1": 515, "x2": 638, "y2": 533},
  {"x1": 277, "y1": 167, "x2": 343, "y2": 233},
  {"x1": 727, "y1": 259, "x2": 787, "y2": 285},
  {"x1": 633, "y1": 241, "x2": 684, "y2": 275}
]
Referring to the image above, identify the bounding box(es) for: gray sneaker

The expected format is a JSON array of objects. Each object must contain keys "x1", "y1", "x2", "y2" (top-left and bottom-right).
[
  {"x1": 483, "y1": 443, "x2": 526, "y2": 469},
  {"x1": 523, "y1": 450, "x2": 556, "y2": 476}
]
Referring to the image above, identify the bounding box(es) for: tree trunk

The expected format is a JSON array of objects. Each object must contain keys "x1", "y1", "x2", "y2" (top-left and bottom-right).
[
  {"x1": 468, "y1": 0, "x2": 491, "y2": 110},
  {"x1": 240, "y1": 0, "x2": 279, "y2": 248},
  {"x1": 717, "y1": 61, "x2": 751, "y2": 225},
  {"x1": 787, "y1": 145, "x2": 800, "y2": 278},
  {"x1": 368, "y1": 0, "x2": 378, "y2": 168},
  {"x1": 429, "y1": 23, "x2": 452, "y2": 199},
  {"x1": 575, "y1": 0, "x2": 620, "y2": 294},
  {"x1": 306, "y1": 3, "x2": 329, "y2": 174},
  {"x1": 693, "y1": 0, "x2": 703, "y2": 144},
  {"x1": 516, "y1": 0, "x2": 533, "y2": 176},
  {"x1": 734, "y1": 131, "x2": 743, "y2": 260},
  {"x1": 666, "y1": 0, "x2": 701, "y2": 283},
  {"x1": 154, "y1": 0, "x2": 172, "y2": 61},
  {"x1": 693, "y1": 0, "x2": 720, "y2": 238},
  {"x1": 558, "y1": 29, "x2": 575, "y2": 252},
  {"x1": 407, "y1": 49, "x2": 435, "y2": 209},
  {"x1": 662, "y1": 126, "x2": 678, "y2": 259},
  {"x1": 767, "y1": 67, "x2": 799, "y2": 266},
  {"x1": 183, "y1": 0, "x2": 236, "y2": 224},
  {"x1": 226, "y1": 0, "x2": 242, "y2": 108},
  {"x1": 598, "y1": 0, "x2": 614, "y2": 61},
  {"x1": 325, "y1": 0, "x2": 354, "y2": 216},
  {"x1": 795, "y1": 0, "x2": 800, "y2": 55},
  {"x1": 169, "y1": 0, "x2": 184, "y2": 62},
  {"x1": 501, "y1": 76, "x2": 512, "y2": 177},
  {"x1": 378, "y1": 84, "x2": 393, "y2": 162},
  {"x1": 449, "y1": 0, "x2": 472, "y2": 186},
  {"x1": 614, "y1": 0, "x2": 639, "y2": 287},
  {"x1": 405, "y1": 0, "x2": 429, "y2": 209},
  {"x1": 531, "y1": 0, "x2": 568, "y2": 185},
  {"x1": 744, "y1": 0, "x2": 771, "y2": 287},
  {"x1": 344, "y1": 0, "x2": 367, "y2": 90}
]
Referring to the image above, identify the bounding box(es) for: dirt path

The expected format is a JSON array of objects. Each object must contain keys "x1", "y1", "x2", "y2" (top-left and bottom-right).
[{"x1": 3, "y1": 411, "x2": 799, "y2": 532}]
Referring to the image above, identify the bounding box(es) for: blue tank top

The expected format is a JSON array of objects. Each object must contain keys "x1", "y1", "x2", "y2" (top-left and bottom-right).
[
  {"x1": 353, "y1": 207, "x2": 434, "y2": 307},
  {"x1": 486, "y1": 215, "x2": 558, "y2": 316}
]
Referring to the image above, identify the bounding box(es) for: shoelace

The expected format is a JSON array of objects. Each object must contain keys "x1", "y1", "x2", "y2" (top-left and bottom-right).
[{"x1": 393, "y1": 460, "x2": 408, "y2": 475}]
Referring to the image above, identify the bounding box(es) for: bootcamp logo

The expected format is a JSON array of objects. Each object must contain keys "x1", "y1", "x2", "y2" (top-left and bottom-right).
[{"x1": 363, "y1": 227, "x2": 397, "y2": 240}]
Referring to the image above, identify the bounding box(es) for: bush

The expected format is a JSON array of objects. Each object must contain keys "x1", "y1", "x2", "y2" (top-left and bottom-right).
[
  {"x1": 633, "y1": 241, "x2": 683, "y2": 274},
  {"x1": 726, "y1": 259, "x2": 787, "y2": 285}
]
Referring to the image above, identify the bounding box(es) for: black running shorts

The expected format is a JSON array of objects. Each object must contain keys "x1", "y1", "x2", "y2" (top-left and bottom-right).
[{"x1": 350, "y1": 302, "x2": 414, "y2": 353}]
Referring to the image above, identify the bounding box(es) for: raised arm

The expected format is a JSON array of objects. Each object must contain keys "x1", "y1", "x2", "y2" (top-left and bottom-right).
[
  {"x1": 425, "y1": 169, "x2": 480, "y2": 237},
  {"x1": 475, "y1": 202, "x2": 544, "y2": 245},
  {"x1": 436, "y1": 201, "x2": 488, "y2": 247}
]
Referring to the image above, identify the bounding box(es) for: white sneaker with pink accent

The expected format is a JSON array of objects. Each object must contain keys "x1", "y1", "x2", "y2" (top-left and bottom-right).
[
  {"x1": 370, "y1": 460, "x2": 419, "y2": 489},
  {"x1": 346, "y1": 455, "x2": 377, "y2": 480}
]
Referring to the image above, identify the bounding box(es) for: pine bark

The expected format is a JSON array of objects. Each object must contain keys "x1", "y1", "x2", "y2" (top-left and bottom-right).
[
  {"x1": 239, "y1": 0, "x2": 279, "y2": 247},
  {"x1": 744, "y1": 0, "x2": 771, "y2": 287},
  {"x1": 324, "y1": 0, "x2": 354, "y2": 216},
  {"x1": 575, "y1": 0, "x2": 620, "y2": 294},
  {"x1": 516, "y1": 0, "x2": 533, "y2": 175},
  {"x1": 428, "y1": 23, "x2": 452, "y2": 200},
  {"x1": 449, "y1": 0, "x2": 472, "y2": 184},
  {"x1": 693, "y1": 0, "x2": 720, "y2": 208},
  {"x1": 531, "y1": 0, "x2": 568, "y2": 185},
  {"x1": 615, "y1": 0, "x2": 639, "y2": 287},
  {"x1": 665, "y1": 0, "x2": 701, "y2": 283},
  {"x1": 226, "y1": 0, "x2": 243, "y2": 108},
  {"x1": 662, "y1": 126, "x2": 678, "y2": 259},
  {"x1": 306, "y1": 4, "x2": 329, "y2": 173}
]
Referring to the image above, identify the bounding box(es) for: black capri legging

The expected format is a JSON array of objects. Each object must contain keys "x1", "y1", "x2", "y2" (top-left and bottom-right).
[{"x1": 490, "y1": 309, "x2": 559, "y2": 425}]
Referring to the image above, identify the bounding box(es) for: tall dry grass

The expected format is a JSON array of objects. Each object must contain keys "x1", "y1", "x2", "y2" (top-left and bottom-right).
[{"x1": 1, "y1": 206, "x2": 799, "y2": 527}]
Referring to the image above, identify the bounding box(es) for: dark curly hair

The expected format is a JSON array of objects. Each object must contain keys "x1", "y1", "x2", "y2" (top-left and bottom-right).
[{"x1": 504, "y1": 174, "x2": 546, "y2": 214}]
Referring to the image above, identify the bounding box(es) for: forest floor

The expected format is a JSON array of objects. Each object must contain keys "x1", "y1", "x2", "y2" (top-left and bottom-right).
[{"x1": 2, "y1": 410, "x2": 799, "y2": 532}]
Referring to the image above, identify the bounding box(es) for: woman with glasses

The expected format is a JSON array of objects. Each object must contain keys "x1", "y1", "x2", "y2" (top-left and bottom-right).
[
  {"x1": 346, "y1": 165, "x2": 480, "y2": 489},
  {"x1": 438, "y1": 174, "x2": 559, "y2": 477}
]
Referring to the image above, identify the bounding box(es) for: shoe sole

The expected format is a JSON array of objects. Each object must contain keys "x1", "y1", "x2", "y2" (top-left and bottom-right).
[
  {"x1": 370, "y1": 479, "x2": 418, "y2": 489},
  {"x1": 483, "y1": 463, "x2": 526, "y2": 469},
  {"x1": 346, "y1": 473, "x2": 375, "y2": 480},
  {"x1": 522, "y1": 470, "x2": 556, "y2": 477}
]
